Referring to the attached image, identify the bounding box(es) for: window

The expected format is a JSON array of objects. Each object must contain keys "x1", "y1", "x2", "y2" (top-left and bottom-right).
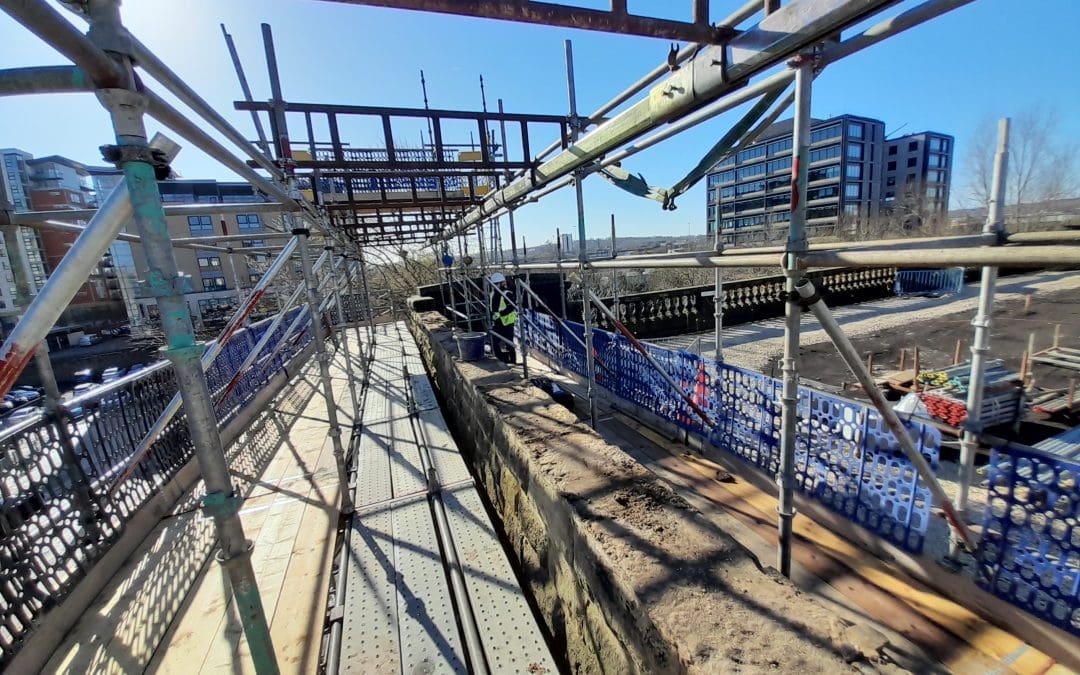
[
  {"x1": 929, "y1": 137, "x2": 949, "y2": 152},
  {"x1": 928, "y1": 169, "x2": 947, "y2": 183},
  {"x1": 767, "y1": 137, "x2": 793, "y2": 155},
  {"x1": 737, "y1": 163, "x2": 766, "y2": 180},
  {"x1": 808, "y1": 145, "x2": 841, "y2": 163},
  {"x1": 928, "y1": 153, "x2": 948, "y2": 169},
  {"x1": 887, "y1": 161, "x2": 897, "y2": 171},
  {"x1": 908, "y1": 141, "x2": 918, "y2": 152},
  {"x1": 843, "y1": 204, "x2": 860, "y2": 216},
  {"x1": 719, "y1": 155, "x2": 736, "y2": 168},
  {"x1": 907, "y1": 157, "x2": 917, "y2": 168},
  {"x1": 717, "y1": 170, "x2": 736, "y2": 184},
  {"x1": 906, "y1": 173, "x2": 917, "y2": 184},
  {"x1": 807, "y1": 205, "x2": 838, "y2": 220},
  {"x1": 886, "y1": 177, "x2": 896, "y2": 187},
  {"x1": 846, "y1": 143, "x2": 863, "y2": 160},
  {"x1": 202, "y1": 275, "x2": 227, "y2": 291},
  {"x1": 847, "y1": 122, "x2": 863, "y2": 139},
  {"x1": 844, "y1": 183, "x2": 861, "y2": 199},
  {"x1": 885, "y1": 190, "x2": 895, "y2": 199},
  {"x1": 888, "y1": 145, "x2": 898, "y2": 156},
  {"x1": 845, "y1": 164, "x2": 862, "y2": 179},
  {"x1": 188, "y1": 215, "x2": 213, "y2": 236},
  {"x1": 736, "y1": 145, "x2": 766, "y2": 163},
  {"x1": 734, "y1": 198, "x2": 765, "y2": 214},
  {"x1": 766, "y1": 193, "x2": 791, "y2": 208},
  {"x1": 767, "y1": 156, "x2": 792, "y2": 174},
  {"x1": 810, "y1": 125, "x2": 841, "y2": 144},
  {"x1": 237, "y1": 214, "x2": 261, "y2": 232},
  {"x1": 770, "y1": 211, "x2": 791, "y2": 224},
  {"x1": 197, "y1": 255, "x2": 222, "y2": 268},
  {"x1": 734, "y1": 180, "x2": 765, "y2": 196},
  {"x1": 807, "y1": 185, "x2": 839, "y2": 201},
  {"x1": 241, "y1": 239, "x2": 265, "y2": 248},
  {"x1": 767, "y1": 176, "x2": 790, "y2": 191},
  {"x1": 807, "y1": 164, "x2": 840, "y2": 182}
]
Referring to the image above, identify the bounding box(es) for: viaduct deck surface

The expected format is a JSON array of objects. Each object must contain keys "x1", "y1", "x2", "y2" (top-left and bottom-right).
[
  {"x1": 529, "y1": 355, "x2": 1078, "y2": 674},
  {"x1": 338, "y1": 321, "x2": 555, "y2": 675},
  {"x1": 46, "y1": 339, "x2": 356, "y2": 674}
]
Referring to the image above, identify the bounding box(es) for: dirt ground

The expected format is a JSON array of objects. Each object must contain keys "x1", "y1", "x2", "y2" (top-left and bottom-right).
[{"x1": 795, "y1": 286, "x2": 1080, "y2": 446}]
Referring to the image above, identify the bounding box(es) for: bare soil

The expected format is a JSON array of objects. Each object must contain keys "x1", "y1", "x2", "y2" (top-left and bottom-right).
[{"x1": 797, "y1": 286, "x2": 1080, "y2": 446}]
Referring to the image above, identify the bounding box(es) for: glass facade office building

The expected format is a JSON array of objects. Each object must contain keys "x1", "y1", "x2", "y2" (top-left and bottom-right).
[
  {"x1": 705, "y1": 114, "x2": 951, "y2": 243},
  {"x1": 706, "y1": 114, "x2": 885, "y2": 242}
]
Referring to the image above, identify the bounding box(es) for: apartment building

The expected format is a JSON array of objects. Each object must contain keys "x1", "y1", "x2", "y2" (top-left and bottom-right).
[
  {"x1": 129, "y1": 179, "x2": 285, "y2": 328},
  {"x1": 704, "y1": 114, "x2": 953, "y2": 243},
  {"x1": 882, "y1": 132, "x2": 954, "y2": 228}
]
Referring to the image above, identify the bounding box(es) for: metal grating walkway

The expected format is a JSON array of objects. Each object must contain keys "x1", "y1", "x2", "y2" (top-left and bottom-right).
[{"x1": 337, "y1": 321, "x2": 556, "y2": 674}]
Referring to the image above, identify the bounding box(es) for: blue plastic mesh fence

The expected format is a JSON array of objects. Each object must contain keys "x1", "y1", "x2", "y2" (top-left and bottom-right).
[
  {"x1": 521, "y1": 309, "x2": 940, "y2": 553},
  {"x1": 977, "y1": 445, "x2": 1080, "y2": 636}
]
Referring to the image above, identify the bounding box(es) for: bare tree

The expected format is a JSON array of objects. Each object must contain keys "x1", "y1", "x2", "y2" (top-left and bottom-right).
[{"x1": 963, "y1": 106, "x2": 1080, "y2": 220}]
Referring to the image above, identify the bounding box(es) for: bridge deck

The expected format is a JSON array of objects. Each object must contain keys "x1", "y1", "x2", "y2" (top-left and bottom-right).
[{"x1": 46, "y1": 339, "x2": 353, "y2": 674}]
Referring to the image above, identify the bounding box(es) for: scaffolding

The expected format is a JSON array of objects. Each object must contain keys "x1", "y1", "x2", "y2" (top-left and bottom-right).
[{"x1": 2, "y1": 0, "x2": 1079, "y2": 671}]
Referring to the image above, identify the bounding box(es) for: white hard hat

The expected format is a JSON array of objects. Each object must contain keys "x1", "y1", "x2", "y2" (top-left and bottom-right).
[{"x1": 489, "y1": 272, "x2": 506, "y2": 284}]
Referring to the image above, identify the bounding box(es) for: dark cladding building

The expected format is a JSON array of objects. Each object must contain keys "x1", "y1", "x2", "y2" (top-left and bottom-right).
[{"x1": 705, "y1": 114, "x2": 952, "y2": 243}]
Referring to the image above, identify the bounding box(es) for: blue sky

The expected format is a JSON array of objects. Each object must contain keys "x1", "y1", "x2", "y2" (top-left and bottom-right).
[{"x1": 2, "y1": 0, "x2": 1078, "y2": 248}]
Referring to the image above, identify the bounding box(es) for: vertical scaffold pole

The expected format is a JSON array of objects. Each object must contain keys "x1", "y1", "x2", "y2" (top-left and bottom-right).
[
  {"x1": 297, "y1": 230, "x2": 353, "y2": 514},
  {"x1": 89, "y1": 5, "x2": 278, "y2": 668},
  {"x1": 610, "y1": 214, "x2": 619, "y2": 322},
  {"x1": 497, "y1": 99, "x2": 528, "y2": 379},
  {"x1": 343, "y1": 256, "x2": 368, "y2": 377},
  {"x1": 565, "y1": 39, "x2": 597, "y2": 427},
  {"x1": 330, "y1": 251, "x2": 360, "y2": 426},
  {"x1": 713, "y1": 187, "x2": 725, "y2": 361},
  {"x1": 358, "y1": 250, "x2": 376, "y2": 345},
  {"x1": 777, "y1": 55, "x2": 813, "y2": 578},
  {"x1": 956, "y1": 118, "x2": 1010, "y2": 537},
  {"x1": 556, "y1": 227, "x2": 567, "y2": 320}
]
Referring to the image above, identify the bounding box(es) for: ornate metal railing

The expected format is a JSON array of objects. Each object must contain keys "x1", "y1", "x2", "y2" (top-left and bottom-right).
[
  {"x1": 569, "y1": 266, "x2": 897, "y2": 339},
  {"x1": 0, "y1": 310, "x2": 320, "y2": 664}
]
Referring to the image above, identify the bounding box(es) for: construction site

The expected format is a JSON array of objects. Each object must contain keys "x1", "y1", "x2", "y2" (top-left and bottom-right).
[{"x1": 0, "y1": 0, "x2": 1079, "y2": 673}]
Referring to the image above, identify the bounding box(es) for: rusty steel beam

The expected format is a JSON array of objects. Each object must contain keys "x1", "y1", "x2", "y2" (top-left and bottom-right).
[{"x1": 311, "y1": 0, "x2": 729, "y2": 43}]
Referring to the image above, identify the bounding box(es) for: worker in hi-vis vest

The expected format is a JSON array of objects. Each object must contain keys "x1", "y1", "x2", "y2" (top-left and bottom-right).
[{"x1": 488, "y1": 272, "x2": 516, "y2": 364}]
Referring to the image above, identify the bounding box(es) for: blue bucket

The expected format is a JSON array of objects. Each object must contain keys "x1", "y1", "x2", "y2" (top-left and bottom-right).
[{"x1": 455, "y1": 331, "x2": 487, "y2": 361}]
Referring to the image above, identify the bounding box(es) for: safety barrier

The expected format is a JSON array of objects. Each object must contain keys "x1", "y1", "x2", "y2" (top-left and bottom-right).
[
  {"x1": 976, "y1": 444, "x2": 1080, "y2": 637},
  {"x1": 0, "y1": 309, "x2": 320, "y2": 664},
  {"x1": 520, "y1": 309, "x2": 940, "y2": 554},
  {"x1": 894, "y1": 267, "x2": 964, "y2": 296}
]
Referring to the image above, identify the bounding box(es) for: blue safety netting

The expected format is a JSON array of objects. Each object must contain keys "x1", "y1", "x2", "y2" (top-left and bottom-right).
[
  {"x1": 520, "y1": 309, "x2": 939, "y2": 553},
  {"x1": 976, "y1": 445, "x2": 1080, "y2": 636}
]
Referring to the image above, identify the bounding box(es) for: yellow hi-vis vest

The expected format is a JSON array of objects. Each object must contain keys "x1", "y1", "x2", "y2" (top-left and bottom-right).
[{"x1": 493, "y1": 296, "x2": 517, "y2": 327}]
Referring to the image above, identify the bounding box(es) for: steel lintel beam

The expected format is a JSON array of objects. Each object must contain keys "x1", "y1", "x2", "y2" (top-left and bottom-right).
[{"x1": 314, "y1": 0, "x2": 730, "y2": 43}]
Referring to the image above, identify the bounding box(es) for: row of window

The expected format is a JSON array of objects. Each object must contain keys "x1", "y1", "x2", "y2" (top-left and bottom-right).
[{"x1": 187, "y1": 213, "x2": 262, "y2": 237}]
